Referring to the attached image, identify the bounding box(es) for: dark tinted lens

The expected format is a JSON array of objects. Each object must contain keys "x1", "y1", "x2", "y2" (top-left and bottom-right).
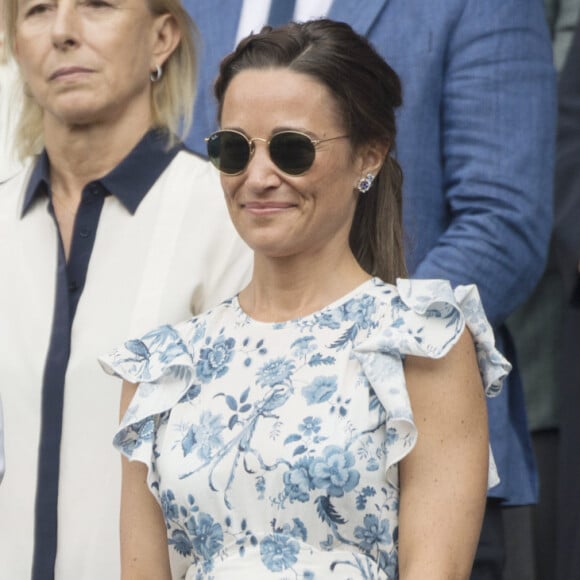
[
  {"x1": 269, "y1": 132, "x2": 315, "y2": 175},
  {"x1": 206, "y1": 131, "x2": 250, "y2": 175}
]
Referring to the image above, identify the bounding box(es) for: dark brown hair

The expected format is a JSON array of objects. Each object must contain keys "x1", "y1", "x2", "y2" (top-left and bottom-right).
[{"x1": 214, "y1": 19, "x2": 407, "y2": 282}]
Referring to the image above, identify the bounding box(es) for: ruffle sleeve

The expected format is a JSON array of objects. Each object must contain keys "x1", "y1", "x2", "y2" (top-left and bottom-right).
[
  {"x1": 353, "y1": 279, "x2": 511, "y2": 489},
  {"x1": 99, "y1": 322, "x2": 197, "y2": 463}
]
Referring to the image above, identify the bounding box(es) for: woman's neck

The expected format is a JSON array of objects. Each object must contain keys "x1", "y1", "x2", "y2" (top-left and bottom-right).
[
  {"x1": 43, "y1": 113, "x2": 152, "y2": 197},
  {"x1": 240, "y1": 248, "x2": 371, "y2": 322},
  {"x1": 42, "y1": 113, "x2": 152, "y2": 260}
]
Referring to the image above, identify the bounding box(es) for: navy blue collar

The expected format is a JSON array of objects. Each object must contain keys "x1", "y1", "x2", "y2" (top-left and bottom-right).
[{"x1": 21, "y1": 129, "x2": 184, "y2": 217}]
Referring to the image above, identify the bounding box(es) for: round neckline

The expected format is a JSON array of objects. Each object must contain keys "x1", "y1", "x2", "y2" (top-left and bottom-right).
[{"x1": 232, "y1": 277, "x2": 381, "y2": 326}]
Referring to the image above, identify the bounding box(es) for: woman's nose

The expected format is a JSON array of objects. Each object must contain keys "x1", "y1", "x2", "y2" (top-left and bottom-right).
[
  {"x1": 244, "y1": 141, "x2": 282, "y2": 190},
  {"x1": 51, "y1": 2, "x2": 80, "y2": 50}
]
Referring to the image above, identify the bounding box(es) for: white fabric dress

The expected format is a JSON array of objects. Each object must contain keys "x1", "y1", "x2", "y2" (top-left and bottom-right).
[{"x1": 101, "y1": 278, "x2": 510, "y2": 579}]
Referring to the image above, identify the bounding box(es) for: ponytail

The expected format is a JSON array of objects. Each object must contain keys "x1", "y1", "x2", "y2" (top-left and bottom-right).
[{"x1": 350, "y1": 155, "x2": 407, "y2": 283}]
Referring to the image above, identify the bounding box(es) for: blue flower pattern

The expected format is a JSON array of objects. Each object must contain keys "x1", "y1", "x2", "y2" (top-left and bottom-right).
[{"x1": 103, "y1": 278, "x2": 510, "y2": 579}]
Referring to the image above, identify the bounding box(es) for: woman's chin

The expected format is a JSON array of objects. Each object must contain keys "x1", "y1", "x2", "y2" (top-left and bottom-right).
[
  {"x1": 46, "y1": 107, "x2": 103, "y2": 129},
  {"x1": 45, "y1": 99, "x2": 134, "y2": 130}
]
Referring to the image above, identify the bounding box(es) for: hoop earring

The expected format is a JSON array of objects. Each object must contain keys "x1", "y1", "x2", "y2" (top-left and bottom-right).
[
  {"x1": 357, "y1": 173, "x2": 375, "y2": 194},
  {"x1": 150, "y1": 64, "x2": 163, "y2": 83}
]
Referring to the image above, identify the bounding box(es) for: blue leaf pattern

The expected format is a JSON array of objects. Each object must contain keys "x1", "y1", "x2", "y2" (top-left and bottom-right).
[{"x1": 103, "y1": 278, "x2": 510, "y2": 579}]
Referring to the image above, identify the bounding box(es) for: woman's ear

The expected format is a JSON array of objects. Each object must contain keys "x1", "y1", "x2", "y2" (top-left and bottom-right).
[
  {"x1": 150, "y1": 13, "x2": 181, "y2": 69},
  {"x1": 359, "y1": 139, "x2": 390, "y2": 178}
]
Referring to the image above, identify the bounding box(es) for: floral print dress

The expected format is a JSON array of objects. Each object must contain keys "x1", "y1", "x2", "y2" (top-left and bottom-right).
[{"x1": 100, "y1": 278, "x2": 510, "y2": 579}]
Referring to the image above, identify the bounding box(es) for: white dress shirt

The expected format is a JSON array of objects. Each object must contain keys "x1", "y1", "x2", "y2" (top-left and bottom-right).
[{"x1": 0, "y1": 151, "x2": 252, "y2": 579}]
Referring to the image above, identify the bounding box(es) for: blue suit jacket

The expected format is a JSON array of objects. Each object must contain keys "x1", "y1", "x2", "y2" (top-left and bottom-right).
[{"x1": 184, "y1": 0, "x2": 557, "y2": 505}]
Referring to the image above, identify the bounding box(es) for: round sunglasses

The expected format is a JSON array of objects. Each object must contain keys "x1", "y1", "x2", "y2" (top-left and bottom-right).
[{"x1": 205, "y1": 129, "x2": 349, "y2": 176}]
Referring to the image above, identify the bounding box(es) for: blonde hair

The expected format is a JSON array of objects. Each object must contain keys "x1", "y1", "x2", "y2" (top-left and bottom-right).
[
  {"x1": 3, "y1": 0, "x2": 198, "y2": 159},
  {"x1": 1, "y1": 0, "x2": 7, "y2": 63}
]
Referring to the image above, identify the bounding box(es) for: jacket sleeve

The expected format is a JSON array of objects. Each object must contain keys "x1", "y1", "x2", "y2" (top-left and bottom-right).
[{"x1": 413, "y1": 0, "x2": 557, "y2": 327}]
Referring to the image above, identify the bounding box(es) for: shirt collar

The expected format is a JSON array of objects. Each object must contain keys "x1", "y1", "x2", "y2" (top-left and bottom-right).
[{"x1": 21, "y1": 129, "x2": 184, "y2": 217}]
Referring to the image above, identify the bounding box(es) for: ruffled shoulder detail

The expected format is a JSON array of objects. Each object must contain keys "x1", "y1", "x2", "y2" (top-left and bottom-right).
[
  {"x1": 99, "y1": 321, "x2": 199, "y2": 461},
  {"x1": 353, "y1": 278, "x2": 511, "y2": 489},
  {"x1": 100, "y1": 323, "x2": 195, "y2": 384}
]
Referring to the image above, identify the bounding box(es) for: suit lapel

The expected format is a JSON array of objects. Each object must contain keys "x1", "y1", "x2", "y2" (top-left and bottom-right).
[{"x1": 329, "y1": 0, "x2": 389, "y2": 35}]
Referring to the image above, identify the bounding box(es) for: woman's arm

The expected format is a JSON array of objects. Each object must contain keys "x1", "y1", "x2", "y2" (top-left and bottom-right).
[
  {"x1": 119, "y1": 380, "x2": 172, "y2": 580},
  {"x1": 398, "y1": 329, "x2": 489, "y2": 580}
]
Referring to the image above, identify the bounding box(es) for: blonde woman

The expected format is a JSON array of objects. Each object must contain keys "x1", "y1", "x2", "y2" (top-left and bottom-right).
[{"x1": 0, "y1": 1, "x2": 251, "y2": 578}]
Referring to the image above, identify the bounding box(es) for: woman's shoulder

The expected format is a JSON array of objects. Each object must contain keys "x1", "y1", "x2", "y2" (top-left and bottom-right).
[
  {"x1": 358, "y1": 277, "x2": 509, "y2": 396},
  {"x1": 166, "y1": 148, "x2": 220, "y2": 183},
  {"x1": 99, "y1": 298, "x2": 239, "y2": 385},
  {"x1": 0, "y1": 157, "x2": 35, "y2": 197},
  {"x1": 363, "y1": 277, "x2": 466, "y2": 335},
  {"x1": 154, "y1": 149, "x2": 228, "y2": 215},
  {"x1": 367, "y1": 276, "x2": 458, "y2": 309}
]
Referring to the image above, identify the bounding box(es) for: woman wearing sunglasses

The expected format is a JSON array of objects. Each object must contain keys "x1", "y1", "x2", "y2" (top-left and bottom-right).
[{"x1": 102, "y1": 20, "x2": 510, "y2": 580}]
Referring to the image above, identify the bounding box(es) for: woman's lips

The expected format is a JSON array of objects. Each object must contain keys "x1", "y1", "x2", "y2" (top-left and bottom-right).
[
  {"x1": 49, "y1": 67, "x2": 93, "y2": 81},
  {"x1": 242, "y1": 201, "x2": 297, "y2": 215}
]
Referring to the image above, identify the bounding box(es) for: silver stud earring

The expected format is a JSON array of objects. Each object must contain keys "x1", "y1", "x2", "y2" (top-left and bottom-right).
[
  {"x1": 150, "y1": 64, "x2": 163, "y2": 83},
  {"x1": 357, "y1": 173, "x2": 375, "y2": 194}
]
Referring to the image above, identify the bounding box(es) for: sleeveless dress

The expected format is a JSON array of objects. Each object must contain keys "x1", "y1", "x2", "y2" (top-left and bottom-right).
[{"x1": 100, "y1": 278, "x2": 510, "y2": 579}]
